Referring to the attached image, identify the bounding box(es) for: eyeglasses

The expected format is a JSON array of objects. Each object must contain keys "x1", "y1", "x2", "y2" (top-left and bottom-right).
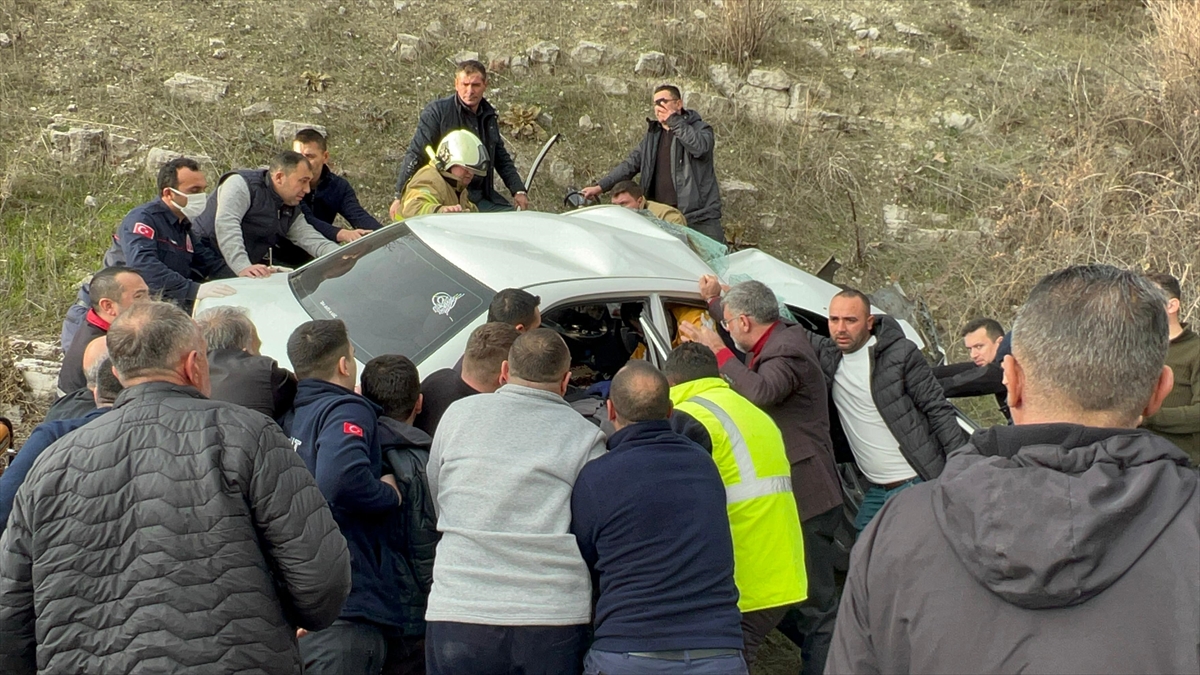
[
  {"x1": 653, "y1": 98, "x2": 677, "y2": 107},
  {"x1": 720, "y1": 314, "x2": 745, "y2": 330}
]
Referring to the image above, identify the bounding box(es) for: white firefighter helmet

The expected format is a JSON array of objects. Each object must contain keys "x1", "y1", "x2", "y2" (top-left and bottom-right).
[{"x1": 427, "y1": 129, "x2": 490, "y2": 178}]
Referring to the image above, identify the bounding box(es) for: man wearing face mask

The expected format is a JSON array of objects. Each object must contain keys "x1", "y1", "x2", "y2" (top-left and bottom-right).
[
  {"x1": 398, "y1": 130, "x2": 488, "y2": 218},
  {"x1": 102, "y1": 157, "x2": 236, "y2": 313}
]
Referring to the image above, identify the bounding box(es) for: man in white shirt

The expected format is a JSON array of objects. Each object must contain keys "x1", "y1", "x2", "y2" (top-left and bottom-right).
[{"x1": 812, "y1": 290, "x2": 967, "y2": 530}]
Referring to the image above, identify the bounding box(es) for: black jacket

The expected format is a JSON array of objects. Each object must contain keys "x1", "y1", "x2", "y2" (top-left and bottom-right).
[
  {"x1": 302, "y1": 165, "x2": 382, "y2": 241},
  {"x1": 934, "y1": 360, "x2": 1010, "y2": 421},
  {"x1": 208, "y1": 348, "x2": 298, "y2": 421},
  {"x1": 828, "y1": 424, "x2": 1199, "y2": 674},
  {"x1": 42, "y1": 388, "x2": 97, "y2": 423},
  {"x1": 810, "y1": 316, "x2": 968, "y2": 480},
  {"x1": 394, "y1": 94, "x2": 525, "y2": 206},
  {"x1": 598, "y1": 110, "x2": 722, "y2": 225},
  {"x1": 193, "y1": 169, "x2": 298, "y2": 266},
  {"x1": 0, "y1": 382, "x2": 351, "y2": 675},
  {"x1": 56, "y1": 310, "x2": 106, "y2": 394},
  {"x1": 379, "y1": 417, "x2": 439, "y2": 635},
  {"x1": 103, "y1": 199, "x2": 233, "y2": 310}
]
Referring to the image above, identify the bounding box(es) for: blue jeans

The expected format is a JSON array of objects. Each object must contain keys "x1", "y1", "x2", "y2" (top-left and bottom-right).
[
  {"x1": 584, "y1": 649, "x2": 748, "y2": 675},
  {"x1": 425, "y1": 621, "x2": 587, "y2": 675},
  {"x1": 854, "y1": 477, "x2": 923, "y2": 531}
]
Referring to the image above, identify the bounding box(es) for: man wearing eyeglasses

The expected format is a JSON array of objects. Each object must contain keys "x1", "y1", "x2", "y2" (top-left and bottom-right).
[{"x1": 582, "y1": 85, "x2": 724, "y2": 243}]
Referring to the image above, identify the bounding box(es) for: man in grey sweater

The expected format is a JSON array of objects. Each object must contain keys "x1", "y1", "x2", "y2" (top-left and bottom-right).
[
  {"x1": 193, "y1": 151, "x2": 340, "y2": 278},
  {"x1": 425, "y1": 328, "x2": 606, "y2": 675}
]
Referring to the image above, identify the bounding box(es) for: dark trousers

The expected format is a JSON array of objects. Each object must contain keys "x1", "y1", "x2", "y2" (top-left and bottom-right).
[
  {"x1": 584, "y1": 649, "x2": 748, "y2": 675},
  {"x1": 689, "y1": 219, "x2": 726, "y2": 245},
  {"x1": 473, "y1": 195, "x2": 514, "y2": 212},
  {"x1": 382, "y1": 635, "x2": 425, "y2": 675},
  {"x1": 741, "y1": 605, "x2": 790, "y2": 669},
  {"x1": 425, "y1": 621, "x2": 587, "y2": 675},
  {"x1": 777, "y1": 506, "x2": 842, "y2": 675},
  {"x1": 300, "y1": 619, "x2": 389, "y2": 675}
]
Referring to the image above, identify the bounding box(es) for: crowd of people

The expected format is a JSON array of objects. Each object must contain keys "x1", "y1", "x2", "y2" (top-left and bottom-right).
[{"x1": 0, "y1": 52, "x2": 1197, "y2": 675}]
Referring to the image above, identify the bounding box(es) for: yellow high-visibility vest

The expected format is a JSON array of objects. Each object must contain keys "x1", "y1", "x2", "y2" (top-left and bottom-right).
[{"x1": 671, "y1": 376, "x2": 808, "y2": 612}]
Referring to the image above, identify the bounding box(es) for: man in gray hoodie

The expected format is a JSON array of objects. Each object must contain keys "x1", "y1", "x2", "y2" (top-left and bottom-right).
[
  {"x1": 424, "y1": 328, "x2": 606, "y2": 675},
  {"x1": 827, "y1": 264, "x2": 1199, "y2": 674}
]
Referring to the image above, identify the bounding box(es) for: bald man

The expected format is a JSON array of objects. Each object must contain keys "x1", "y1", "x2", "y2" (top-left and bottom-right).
[{"x1": 44, "y1": 337, "x2": 111, "y2": 423}]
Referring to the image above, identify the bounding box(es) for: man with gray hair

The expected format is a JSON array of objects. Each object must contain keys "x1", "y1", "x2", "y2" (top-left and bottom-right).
[
  {"x1": 0, "y1": 301, "x2": 351, "y2": 674},
  {"x1": 196, "y1": 306, "x2": 297, "y2": 420},
  {"x1": 681, "y1": 276, "x2": 843, "y2": 675},
  {"x1": 827, "y1": 264, "x2": 1199, "y2": 674}
]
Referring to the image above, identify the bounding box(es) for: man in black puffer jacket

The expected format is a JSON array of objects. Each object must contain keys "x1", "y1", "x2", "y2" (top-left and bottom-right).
[
  {"x1": 0, "y1": 301, "x2": 351, "y2": 675},
  {"x1": 810, "y1": 289, "x2": 968, "y2": 530}
]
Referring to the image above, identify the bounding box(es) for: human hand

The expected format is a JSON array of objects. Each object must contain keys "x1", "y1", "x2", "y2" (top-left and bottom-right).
[
  {"x1": 296, "y1": 628, "x2": 309, "y2": 639},
  {"x1": 679, "y1": 321, "x2": 725, "y2": 354},
  {"x1": 698, "y1": 274, "x2": 726, "y2": 301},
  {"x1": 238, "y1": 264, "x2": 272, "y2": 278},
  {"x1": 336, "y1": 228, "x2": 371, "y2": 243},
  {"x1": 267, "y1": 266, "x2": 293, "y2": 274},
  {"x1": 513, "y1": 193, "x2": 530, "y2": 211},
  {"x1": 581, "y1": 185, "x2": 603, "y2": 200},
  {"x1": 196, "y1": 283, "x2": 237, "y2": 300},
  {"x1": 439, "y1": 205, "x2": 464, "y2": 213},
  {"x1": 389, "y1": 199, "x2": 404, "y2": 221},
  {"x1": 381, "y1": 474, "x2": 402, "y2": 504}
]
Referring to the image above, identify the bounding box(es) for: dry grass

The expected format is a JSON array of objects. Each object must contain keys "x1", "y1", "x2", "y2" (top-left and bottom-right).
[{"x1": 708, "y1": 0, "x2": 782, "y2": 68}]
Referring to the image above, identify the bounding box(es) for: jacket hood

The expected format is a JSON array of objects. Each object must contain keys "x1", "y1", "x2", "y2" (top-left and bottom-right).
[
  {"x1": 869, "y1": 314, "x2": 908, "y2": 352},
  {"x1": 293, "y1": 378, "x2": 382, "y2": 415},
  {"x1": 933, "y1": 423, "x2": 1197, "y2": 609},
  {"x1": 377, "y1": 416, "x2": 432, "y2": 449}
]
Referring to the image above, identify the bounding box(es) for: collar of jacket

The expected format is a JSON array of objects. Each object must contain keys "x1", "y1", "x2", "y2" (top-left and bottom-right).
[
  {"x1": 963, "y1": 422, "x2": 1191, "y2": 467},
  {"x1": 315, "y1": 163, "x2": 333, "y2": 190},
  {"x1": 378, "y1": 415, "x2": 432, "y2": 449},
  {"x1": 495, "y1": 382, "x2": 570, "y2": 406},
  {"x1": 668, "y1": 376, "x2": 730, "y2": 406},
  {"x1": 112, "y1": 381, "x2": 206, "y2": 409},
  {"x1": 246, "y1": 168, "x2": 288, "y2": 210},
  {"x1": 606, "y1": 418, "x2": 675, "y2": 450},
  {"x1": 294, "y1": 378, "x2": 384, "y2": 415},
  {"x1": 85, "y1": 308, "x2": 111, "y2": 332},
  {"x1": 1172, "y1": 323, "x2": 1196, "y2": 345},
  {"x1": 452, "y1": 92, "x2": 496, "y2": 120},
  {"x1": 148, "y1": 197, "x2": 187, "y2": 226},
  {"x1": 868, "y1": 314, "x2": 907, "y2": 351}
]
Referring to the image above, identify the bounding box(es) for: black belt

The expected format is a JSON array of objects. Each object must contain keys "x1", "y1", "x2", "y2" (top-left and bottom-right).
[{"x1": 625, "y1": 649, "x2": 741, "y2": 660}]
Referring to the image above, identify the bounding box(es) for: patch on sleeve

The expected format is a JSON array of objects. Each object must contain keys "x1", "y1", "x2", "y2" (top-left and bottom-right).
[
  {"x1": 132, "y1": 222, "x2": 156, "y2": 239},
  {"x1": 343, "y1": 422, "x2": 364, "y2": 437}
]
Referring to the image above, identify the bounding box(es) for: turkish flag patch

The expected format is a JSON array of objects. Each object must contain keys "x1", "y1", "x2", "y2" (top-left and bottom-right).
[
  {"x1": 343, "y1": 422, "x2": 364, "y2": 437},
  {"x1": 132, "y1": 222, "x2": 155, "y2": 239}
]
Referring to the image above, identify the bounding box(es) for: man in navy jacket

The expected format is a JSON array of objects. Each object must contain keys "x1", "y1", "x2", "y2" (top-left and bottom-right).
[
  {"x1": 283, "y1": 320, "x2": 403, "y2": 675},
  {"x1": 571, "y1": 361, "x2": 747, "y2": 675},
  {"x1": 293, "y1": 129, "x2": 381, "y2": 244},
  {"x1": 102, "y1": 157, "x2": 235, "y2": 311}
]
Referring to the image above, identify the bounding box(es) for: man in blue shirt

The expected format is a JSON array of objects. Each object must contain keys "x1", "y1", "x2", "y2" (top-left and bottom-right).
[
  {"x1": 282, "y1": 319, "x2": 403, "y2": 675},
  {"x1": 1, "y1": 359, "x2": 122, "y2": 535},
  {"x1": 293, "y1": 129, "x2": 382, "y2": 244},
  {"x1": 103, "y1": 157, "x2": 236, "y2": 311},
  {"x1": 571, "y1": 361, "x2": 747, "y2": 675}
]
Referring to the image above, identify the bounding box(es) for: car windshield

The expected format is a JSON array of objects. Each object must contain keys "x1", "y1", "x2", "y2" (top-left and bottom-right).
[{"x1": 290, "y1": 224, "x2": 493, "y2": 364}]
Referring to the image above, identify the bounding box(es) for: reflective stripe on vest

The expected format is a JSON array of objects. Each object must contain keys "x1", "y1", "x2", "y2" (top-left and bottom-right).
[{"x1": 688, "y1": 396, "x2": 794, "y2": 505}]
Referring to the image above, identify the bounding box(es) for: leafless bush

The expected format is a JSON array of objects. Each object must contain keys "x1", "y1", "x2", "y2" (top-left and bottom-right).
[{"x1": 708, "y1": 0, "x2": 782, "y2": 67}]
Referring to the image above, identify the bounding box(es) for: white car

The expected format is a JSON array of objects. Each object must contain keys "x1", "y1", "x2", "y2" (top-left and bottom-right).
[{"x1": 194, "y1": 205, "x2": 929, "y2": 378}]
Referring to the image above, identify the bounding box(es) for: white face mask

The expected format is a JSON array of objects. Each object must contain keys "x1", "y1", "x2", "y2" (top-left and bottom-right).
[{"x1": 170, "y1": 188, "x2": 209, "y2": 221}]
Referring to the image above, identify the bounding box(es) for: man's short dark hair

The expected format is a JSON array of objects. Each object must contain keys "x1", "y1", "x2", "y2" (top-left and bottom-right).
[
  {"x1": 962, "y1": 317, "x2": 1005, "y2": 340},
  {"x1": 1013, "y1": 264, "x2": 1169, "y2": 420},
  {"x1": 611, "y1": 180, "x2": 644, "y2": 201},
  {"x1": 293, "y1": 128, "x2": 328, "y2": 152},
  {"x1": 610, "y1": 361, "x2": 671, "y2": 423},
  {"x1": 456, "y1": 59, "x2": 488, "y2": 82},
  {"x1": 832, "y1": 288, "x2": 873, "y2": 315},
  {"x1": 156, "y1": 156, "x2": 202, "y2": 192},
  {"x1": 361, "y1": 354, "x2": 421, "y2": 421},
  {"x1": 507, "y1": 328, "x2": 570, "y2": 383},
  {"x1": 663, "y1": 342, "x2": 721, "y2": 385},
  {"x1": 270, "y1": 150, "x2": 311, "y2": 175},
  {"x1": 287, "y1": 320, "x2": 351, "y2": 380},
  {"x1": 1145, "y1": 272, "x2": 1182, "y2": 302},
  {"x1": 463, "y1": 322, "x2": 520, "y2": 380},
  {"x1": 653, "y1": 84, "x2": 682, "y2": 101},
  {"x1": 89, "y1": 266, "x2": 140, "y2": 312},
  {"x1": 95, "y1": 358, "x2": 124, "y2": 405},
  {"x1": 107, "y1": 301, "x2": 202, "y2": 380},
  {"x1": 487, "y1": 289, "x2": 541, "y2": 327}
]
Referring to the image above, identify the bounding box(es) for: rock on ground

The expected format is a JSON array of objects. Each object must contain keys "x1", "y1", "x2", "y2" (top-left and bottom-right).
[
  {"x1": 634, "y1": 51, "x2": 668, "y2": 77},
  {"x1": 570, "y1": 41, "x2": 608, "y2": 67},
  {"x1": 586, "y1": 75, "x2": 629, "y2": 96},
  {"x1": 163, "y1": 73, "x2": 228, "y2": 104},
  {"x1": 273, "y1": 119, "x2": 327, "y2": 145}
]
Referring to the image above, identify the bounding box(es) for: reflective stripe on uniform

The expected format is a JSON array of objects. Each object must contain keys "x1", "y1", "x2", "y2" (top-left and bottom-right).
[{"x1": 688, "y1": 396, "x2": 794, "y2": 505}]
